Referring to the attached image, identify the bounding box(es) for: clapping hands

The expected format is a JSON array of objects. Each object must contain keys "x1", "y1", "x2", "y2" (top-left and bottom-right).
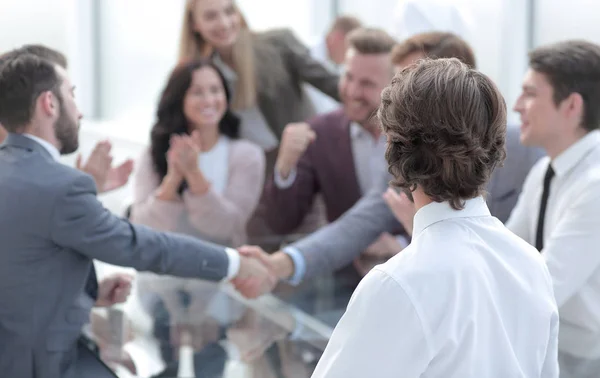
[{"x1": 76, "y1": 140, "x2": 134, "y2": 193}]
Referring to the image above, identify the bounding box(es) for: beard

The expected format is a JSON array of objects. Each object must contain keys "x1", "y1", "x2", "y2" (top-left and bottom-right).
[{"x1": 54, "y1": 101, "x2": 79, "y2": 155}]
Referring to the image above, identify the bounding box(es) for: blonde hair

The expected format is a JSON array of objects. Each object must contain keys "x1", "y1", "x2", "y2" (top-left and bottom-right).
[{"x1": 178, "y1": 0, "x2": 256, "y2": 109}]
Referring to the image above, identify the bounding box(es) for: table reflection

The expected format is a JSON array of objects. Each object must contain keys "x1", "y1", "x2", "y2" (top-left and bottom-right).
[{"x1": 92, "y1": 274, "x2": 332, "y2": 377}]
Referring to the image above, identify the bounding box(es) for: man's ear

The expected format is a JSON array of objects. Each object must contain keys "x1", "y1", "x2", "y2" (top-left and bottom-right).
[
  {"x1": 37, "y1": 91, "x2": 58, "y2": 118},
  {"x1": 563, "y1": 92, "x2": 585, "y2": 129}
]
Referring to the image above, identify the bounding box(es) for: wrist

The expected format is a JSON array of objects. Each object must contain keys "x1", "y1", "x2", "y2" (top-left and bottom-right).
[
  {"x1": 275, "y1": 160, "x2": 294, "y2": 179},
  {"x1": 186, "y1": 170, "x2": 210, "y2": 195},
  {"x1": 271, "y1": 252, "x2": 294, "y2": 280},
  {"x1": 157, "y1": 175, "x2": 181, "y2": 201}
]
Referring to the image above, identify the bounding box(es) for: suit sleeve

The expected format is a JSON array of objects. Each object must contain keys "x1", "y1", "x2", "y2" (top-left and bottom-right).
[
  {"x1": 277, "y1": 29, "x2": 340, "y2": 101},
  {"x1": 291, "y1": 169, "x2": 401, "y2": 279},
  {"x1": 263, "y1": 140, "x2": 320, "y2": 235},
  {"x1": 50, "y1": 174, "x2": 230, "y2": 281}
]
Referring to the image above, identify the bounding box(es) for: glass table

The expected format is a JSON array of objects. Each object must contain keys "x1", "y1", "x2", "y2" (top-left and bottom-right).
[{"x1": 89, "y1": 275, "x2": 333, "y2": 378}]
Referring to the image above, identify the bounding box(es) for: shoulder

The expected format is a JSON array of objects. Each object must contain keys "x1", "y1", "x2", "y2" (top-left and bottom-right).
[
  {"x1": 256, "y1": 28, "x2": 298, "y2": 45},
  {"x1": 229, "y1": 139, "x2": 265, "y2": 166},
  {"x1": 307, "y1": 109, "x2": 348, "y2": 133}
]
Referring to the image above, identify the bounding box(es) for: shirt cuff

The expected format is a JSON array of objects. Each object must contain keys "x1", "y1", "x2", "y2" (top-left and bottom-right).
[
  {"x1": 288, "y1": 311, "x2": 304, "y2": 341},
  {"x1": 282, "y1": 246, "x2": 306, "y2": 286},
  {"x1": 224, "y1": 248, "x2": 241, "y2": 281},
  {"x1": 274, "y1": 167, "x2": 297, "y2": 189},
  {"x1": 219, "y1": 340, "x2": 242, "y2": 361}
]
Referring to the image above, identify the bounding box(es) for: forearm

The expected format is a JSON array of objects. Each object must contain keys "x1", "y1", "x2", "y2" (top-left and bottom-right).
[
  {"x1": 290, "y1": 188, "x2": 401, "y2": 280},
  {"x1": 263, "y1": 177, "x2": 315, "y2": 235},
  {"x1": 182, "y1": 189, "x2": 246, "y2": 241},
  {"x1": 186, "y1": 170, "x2": 211, "y2": 196}
]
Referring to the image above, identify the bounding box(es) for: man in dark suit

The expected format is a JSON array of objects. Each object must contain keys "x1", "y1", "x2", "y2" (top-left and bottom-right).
[
  {"x1": 263, "y1": 28, "x2": 403, "y2": 309},
  {"x1": 0, "y1": 52, "x2": 273, "y2": 378}
]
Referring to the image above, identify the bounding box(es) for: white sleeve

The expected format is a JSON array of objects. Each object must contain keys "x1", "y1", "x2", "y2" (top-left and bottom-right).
[
  {"x1": 541, "y1": 308, "x2": 560, "y2": 377},
  {"x1": 505, "y1": 161, "x2": 542, "y2": 241},
  {"x1": 543, "y1": 184, "x2": 600, "y2": 306},
  {"x1": 312, "y1": 269, "x2": 432, "y2": 378}
]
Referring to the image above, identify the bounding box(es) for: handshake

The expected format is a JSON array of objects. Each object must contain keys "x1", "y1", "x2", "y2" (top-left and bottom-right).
[{"x1": 231, "y1": 246, "x2": 295, "y2": 299}]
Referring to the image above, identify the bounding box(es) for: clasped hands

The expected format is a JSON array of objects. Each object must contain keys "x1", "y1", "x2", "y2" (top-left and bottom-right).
[{"x1": 232, "y1": 246, "x2": 292, "y2": 299}]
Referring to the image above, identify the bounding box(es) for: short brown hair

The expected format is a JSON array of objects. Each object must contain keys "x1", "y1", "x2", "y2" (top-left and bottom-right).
[
  {"x1": 379, "y1": 58, "x2": 507, "y2": 210},
  {"x1": 391, "y1": 32, "x2": 476, "y2": 68},
  {"x1": 329, "y1": 15, "x2": 362, "y2": 35},
  {"x1": 529, "y1": 40, "x2": 600, "y2": 131},
  {"x1": 0, "y1": 44, "x2": 67, "y2": 69},
  {"x1": 346, "y1": 27, "x2": 396, "y2": 55},
  {"x1": 0, "y1": 54, "x2": 63, "y2": 132}
]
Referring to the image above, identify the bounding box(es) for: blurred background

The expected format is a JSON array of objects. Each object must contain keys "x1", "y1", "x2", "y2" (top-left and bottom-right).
[{"x1": 2, "y1": 1, "x2": 599, "y2": 376}]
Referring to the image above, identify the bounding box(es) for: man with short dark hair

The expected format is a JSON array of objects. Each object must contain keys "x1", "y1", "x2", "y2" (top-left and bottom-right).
[
  {"x1": 507, "y1": 40, "x2": 600, "y2": 377},
  {"x1": 312, "y1": 58, "x2": 558, "y2": 378},
  {"x1": 0, "y1": 52, "x2": 273, "y2": 378},
  {"x1": 0, "y1": 44, "x2": 133, "y2": 193}
]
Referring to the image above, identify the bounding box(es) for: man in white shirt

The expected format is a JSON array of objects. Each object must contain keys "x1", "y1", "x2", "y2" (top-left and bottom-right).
[
  {"x1": 506, "y1": 40, "x2": 600, "y2": 377},
  {"x1": 312, "y1": 58, "x2": 559, "y2": 377}
]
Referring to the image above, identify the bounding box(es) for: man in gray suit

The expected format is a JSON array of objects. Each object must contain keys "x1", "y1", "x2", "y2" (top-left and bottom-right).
[
  {"x1": 0, "y1": 53, "x2": 273, "y2": 377},
  {"x1": 237, "y1": 32, "x2": 544, "y2": 295}
]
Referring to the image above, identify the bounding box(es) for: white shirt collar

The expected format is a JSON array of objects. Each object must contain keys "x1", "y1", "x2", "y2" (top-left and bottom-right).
[
  {"x1": 552, "y1": 130, "x2": 600, "y2": 177},
  {"x1": 350, "y1": 122, "x2": 377, "y2": 142},
  {"x1": 22, "y1": 134, "x2": 60, "y2": 161},
  {"x1": 413, "y1": 196, "x2": 491, "y2": 237}
]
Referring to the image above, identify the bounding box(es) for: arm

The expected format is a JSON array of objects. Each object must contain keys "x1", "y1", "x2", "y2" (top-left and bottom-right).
[
  {"x1": 182, "y1": 143, "x2": 265, "y2": 243},
  {"x1": 542, "y1": 184, "x2": 600, "y2": 306},
  {"x1": 277, "y1": 29, "x2": 340, "y2": 101},
  {"x1": 542, "y1": 308, "x2": 560, "y2": 377},
  {"x1": 312, "y1": 269, "x2": 431, "y2": 378},
  {"x1": 289, "y1": 171, "x2": 401, "y2": 280},
  {"x1": 50, "y1": 173, "x2": 230, "y2": 281},
  {"x1": 130, "y1": 150, "x2": 184, "y2": 231},
  {"x1": 263, "y1": 146, "x2": 320, "y2": 234}
]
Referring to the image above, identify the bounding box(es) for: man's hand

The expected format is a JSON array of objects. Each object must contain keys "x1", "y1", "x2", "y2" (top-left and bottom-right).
[
  {"x1": 95, "y1": 273, "x2": 134, "y2": 307},
  {"x1": 354, "y1": 232, "x2": 404, "y2": 276},
  {"x1": 275, "y1": 123, "x2": 316, "y2": 178},
  {"x1": 232, "y1": 246, "x2": 280, "y2": 298},
  {"x1": 76, "y1": 140, "x2": 134, "y2": 193},
  {"x1": 383, "y1": 188, "x2": 416, "y2": 236}
]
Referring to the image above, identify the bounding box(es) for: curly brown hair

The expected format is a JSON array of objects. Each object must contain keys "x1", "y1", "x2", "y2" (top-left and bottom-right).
[{"x1": 378, "y1": 58, "x2": 507, "y2": 210}]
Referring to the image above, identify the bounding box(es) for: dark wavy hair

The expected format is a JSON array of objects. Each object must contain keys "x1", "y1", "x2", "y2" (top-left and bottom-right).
[
  {"x1": 150, "y1": 60, "x2": 240, "y2": 188},
  {"x1": 378, "y1": 58, "x2": 507, "y2": 210}
]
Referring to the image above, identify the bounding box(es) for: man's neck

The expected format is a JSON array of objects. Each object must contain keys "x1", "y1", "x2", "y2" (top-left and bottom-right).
[
  {"x1": 546, "y1": 128, "x2": 589, "y2": 160},
  {"x1": 412, "y1": 188, "x2": 434, "y2": 212}
]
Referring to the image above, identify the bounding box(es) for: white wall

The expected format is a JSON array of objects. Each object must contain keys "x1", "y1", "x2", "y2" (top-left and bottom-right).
[
  {"x1": 0, "y1": 0, "x2": 96, "y2": 118},
  {"x1": 339, "y1": 0, "x2": 526, "y2": 124},
  {"x1": 535, "y1": 0, "x2": 600, "y2": 46}
]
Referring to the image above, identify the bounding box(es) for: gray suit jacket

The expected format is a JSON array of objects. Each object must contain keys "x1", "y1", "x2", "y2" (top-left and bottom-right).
[
  {"x1": 292, "y1": 126, "x2": 544, "y2": 279},
  {"x1": 0, "y1": 134, "x2": 231, "y2": 378}
]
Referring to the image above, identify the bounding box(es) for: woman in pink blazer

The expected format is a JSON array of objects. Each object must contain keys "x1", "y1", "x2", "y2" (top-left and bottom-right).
[{"x1": 131, "y1": 60, "x2": 265, "y2": 247}]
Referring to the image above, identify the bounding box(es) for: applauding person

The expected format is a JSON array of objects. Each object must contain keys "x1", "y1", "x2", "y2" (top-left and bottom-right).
[{"x1": 131, "y1": 60, "x2": 265, "y2": 248}]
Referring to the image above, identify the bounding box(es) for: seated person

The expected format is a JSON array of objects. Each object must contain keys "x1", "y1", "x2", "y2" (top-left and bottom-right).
[
  {"x1": 263, "y1": 28, "x2": 404, "y2": 307},
  {"x1": 131, "y1": 60, "x2": 265, "y2": 248}
]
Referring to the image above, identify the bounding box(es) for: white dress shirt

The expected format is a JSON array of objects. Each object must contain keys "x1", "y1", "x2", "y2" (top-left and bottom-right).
[
  {"x1": 313, "y1": 197, "x2": 559, "y2": 378},
  {"x1": 507, "y1": 130, "x2": 600, "y2": 359}
]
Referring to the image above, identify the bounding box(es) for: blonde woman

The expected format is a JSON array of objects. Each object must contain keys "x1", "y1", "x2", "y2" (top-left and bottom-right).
[{"x1": 179, "y1": 0, "x2": 340, "y2": 157}]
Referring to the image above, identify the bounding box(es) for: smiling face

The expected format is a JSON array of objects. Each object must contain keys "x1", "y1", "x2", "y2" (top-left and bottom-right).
[
  {"x1": 183, "y1": 66, "x2": 227, "y2": 131},
  {"x1": 513, "y1": 69, "x2": 569, "y2": 151},
  {"x1": 190, "y1": 0, "x2": 241, "y2": 50},
  {"x1": 339, "y1": 47, "x2": 393, "y2": 125}
]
